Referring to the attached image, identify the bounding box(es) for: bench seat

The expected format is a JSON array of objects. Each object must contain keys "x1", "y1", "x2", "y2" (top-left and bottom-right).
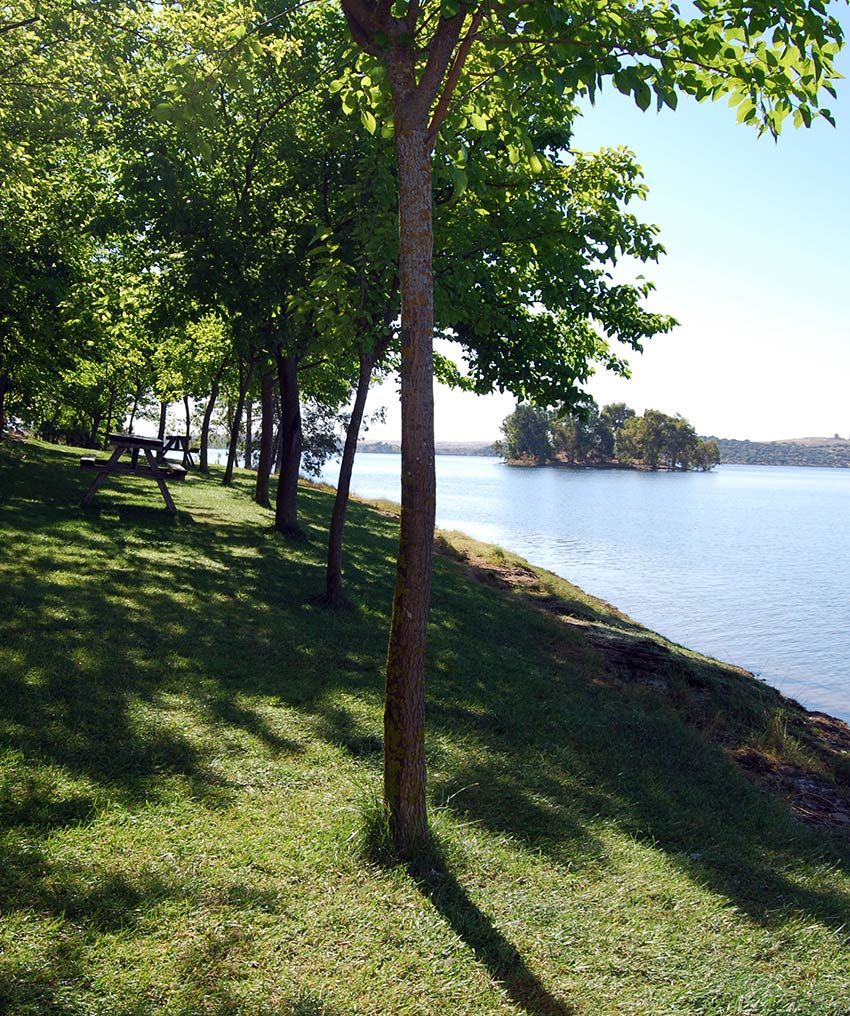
[{"x1": 80, "y1": 457, "x2": 187, "y2": 481}]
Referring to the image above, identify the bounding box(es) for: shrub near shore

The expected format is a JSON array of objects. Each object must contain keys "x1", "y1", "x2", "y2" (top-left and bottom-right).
[{"x1": 1, "y1": 440, "x2": 849, "y2": 1015}]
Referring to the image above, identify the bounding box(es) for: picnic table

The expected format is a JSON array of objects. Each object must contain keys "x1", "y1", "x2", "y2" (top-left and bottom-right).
[
  {"x1": 160, "y1": 433, "x2": 199, "y2": 468},
  {"x1": 80, "y1": 433, "x2": 186, "y2": 514}
]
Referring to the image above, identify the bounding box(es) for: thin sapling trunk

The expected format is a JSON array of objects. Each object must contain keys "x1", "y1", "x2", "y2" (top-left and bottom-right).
[
  {"x1": 224, "y1": 355, "x2": 254, "y2": 486},
  {"x1": 244, "y1": 398, "x2": 253, "y2": 469},
  {"x1": 325, "y1": 336, "x2": 389, "y2": 605},
  {"x1": 128, "y1": 381, "x2": 142, "y2": 435},
  {"x1": 199, "y1": 360, "x2": 226, "y2": 473},
  {"x1": 183, "y1": 396, "x2": 191, "y2": 468},
  {"x1": 274, "y1": 352, "x2": 303, "y2": 534},
  {"x1": 382, "y1": 112, "x2": 436, "y2": 853},
  {"x1": 255, "y1": 367, "x2": 275, "y2": 507}
]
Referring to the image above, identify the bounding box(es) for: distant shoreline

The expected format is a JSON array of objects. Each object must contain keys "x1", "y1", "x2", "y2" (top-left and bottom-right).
[
  {"x1": 358, "y1": 441, "x2": 498, "y2": 457},
  {"x1": 358, "y1": 436, "x2": 850, "y2": 469},
  {"x1": 709, "y1": 436, "x2": 850, "y2": 469}
]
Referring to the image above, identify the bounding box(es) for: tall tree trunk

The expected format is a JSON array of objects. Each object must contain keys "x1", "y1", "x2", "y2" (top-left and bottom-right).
[
  {"x1": 273, "y1": 423, "x2": 284, "y2": 475},
  {"x1": 89, "y1": 412, "x2": 103, "y2": 449},
  {"x1": 244, "y1": 398, "x2": 253, "y2": 470},
  {"x1": 103, "y1": 388, "x2": 116, "y2": 448},
  {"x1": 157, "y1": 402, "x2": 168, "y2": 442},
  {"x1": 254, "y1": 367, "x2": 275, "y2": 507},
  {"x1": 127, "y1": 380, "x2": 142, "y2": 435},
  {"x1": 274, "y1": 352, "x2": 302, "y2": 533},
  {"x1": 382, "y1": 115, "x2": 436, "y2": 853},
  {"x1": 0, "y1": 371, "x2": 10, "y2": 432},
  {"x1": 224, "y1": 356, "x2": 254, "y2": 486},
  {"x1": 199, "y1": 361, "x2": 225, "y2": 473},
  {"x1": 183, "y1": 396, "x2": 191, "y2": 467},
  {"x1": 325, "y1": 341, "x2": 387, "y2": 605}
]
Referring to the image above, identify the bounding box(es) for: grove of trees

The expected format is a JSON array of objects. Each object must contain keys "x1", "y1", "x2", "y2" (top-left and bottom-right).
[
  {"x1": 1, "y1": 0, "x2": 842, "y2": 852},
  {"x1": 500, "y1": 402, "x2": 721, "y2": 470}
]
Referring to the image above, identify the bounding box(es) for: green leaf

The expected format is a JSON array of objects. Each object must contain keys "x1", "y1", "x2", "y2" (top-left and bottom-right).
[
  {"x1": 361, "y1": 109, "x2": 377, "y2": 134},
  {"x1": 451, "y1": 168, "x2": 468, "y2": 198}
]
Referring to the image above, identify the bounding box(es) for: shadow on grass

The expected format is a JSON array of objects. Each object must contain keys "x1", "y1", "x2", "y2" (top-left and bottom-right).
[
  {"x1": 410, "y1": 852, "x2": 575, "y2": 1016},
  {"x1": 0, "y1": 834, "x2": 177, "y2": 933},
  {"x1": 1, "y1": 440, "x2": 849, "y2": 971}
]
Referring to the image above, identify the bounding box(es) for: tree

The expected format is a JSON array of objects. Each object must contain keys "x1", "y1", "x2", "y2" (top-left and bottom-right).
[
  {"x1": 550, "y1": 405, "x2": 615, "y2": 464},
  {"x1": 602, "y1": 402, "x2": 636, "y2": 436},
  {"x1": 614, "y1": 408, "x2": 719, "y2": 470},
  {"x1": 665, "y1": 415, "x2": 699, "y2": 470},
  {"x1": 693, "y1": 439, "x2": 721, "y2": 471},
  {"x1": 0, "y1": 2, "x2": 160, "y2": 433},
  {"x1": 123, "y1": 3, "x2": 365, "y2": 531},
  {"x1": 619, "y1": 409, "x2": 669, "y2": 468},
  {"x1": 335, "y1": 0, "x2": 842, "y2": 851},
  {"x1": 500, "y1": 404, "x2": 552, "y2": 463},
  {"x1": 309, "y1": 90, "x2": 673, "y2": 604}
]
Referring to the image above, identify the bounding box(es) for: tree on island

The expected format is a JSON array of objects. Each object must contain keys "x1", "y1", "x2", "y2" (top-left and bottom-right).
[
  {"x1": 499, "y1": 404, "x2": 554, "y2": 464},
  {"x1": 617, "y1": 410, "x2": 720, "y2": 470},
  {"x1": 501, "y1": 403, "x2": 721, "y2": 470},
  {"x1": 601, "y1": 402, "x2": 636, "y2": 436}
]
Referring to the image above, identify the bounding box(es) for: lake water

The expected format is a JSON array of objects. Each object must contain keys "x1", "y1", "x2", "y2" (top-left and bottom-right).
[{"x1": 318, "y1": 453, "x2": 850, "y2": 723}]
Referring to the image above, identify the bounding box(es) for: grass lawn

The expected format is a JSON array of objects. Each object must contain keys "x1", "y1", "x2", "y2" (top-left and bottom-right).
[{"x1": 1, "y1": 439, "x2": 848, "y2": 1016}]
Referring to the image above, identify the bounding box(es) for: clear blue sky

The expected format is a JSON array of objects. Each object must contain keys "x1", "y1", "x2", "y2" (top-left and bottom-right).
[{"x1": 370, "y1": 14, "x2": 850, "y2": 443}]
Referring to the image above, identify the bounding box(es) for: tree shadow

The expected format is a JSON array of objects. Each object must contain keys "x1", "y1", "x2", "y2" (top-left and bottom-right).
[
  {"x1": 0, "y1": 835, "x2": 178, "y2": 933},
  {"x1": 409, "y1": 850, "x2": 575, "y2": 1016},
  {"x1": 2, "y1": 440, "x2": 849, "y2": 1007},
  {"x1": 424, "y1": 552, "x2": 850, "y2": 935}
]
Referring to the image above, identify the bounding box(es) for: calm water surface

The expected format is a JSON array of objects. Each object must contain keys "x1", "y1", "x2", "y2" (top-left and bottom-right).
[{"x1": 320, "y1": 454, "x2": 850, "y2": 722}]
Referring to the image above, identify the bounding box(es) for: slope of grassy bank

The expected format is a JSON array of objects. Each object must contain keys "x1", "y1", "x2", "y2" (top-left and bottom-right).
[{"x1": 1, "y1": 440, "x2": 849, "y2": 1016}]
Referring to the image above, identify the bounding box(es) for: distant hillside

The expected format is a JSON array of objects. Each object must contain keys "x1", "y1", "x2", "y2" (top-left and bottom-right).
[
  {"x1": 359, "y1": 440, "x2": 497, "y2": 456},
  {"x1": 361, "y1": 436, "x2": 850, "y2": 468},
  {"x1": 711, "y1": 436, "x2": 850, "y2": 468}
]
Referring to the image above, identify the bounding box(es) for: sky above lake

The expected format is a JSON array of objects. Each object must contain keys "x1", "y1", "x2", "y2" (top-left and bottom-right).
[{"x1": 367, "y1": 12, "x2": 850, "y2": 444}]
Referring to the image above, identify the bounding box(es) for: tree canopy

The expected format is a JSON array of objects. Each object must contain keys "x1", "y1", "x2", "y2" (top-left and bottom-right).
[
  {"x1": 500, "y1": 402, "x2": 721, "y2": 470},
  {"x1": 0, "y1": 0, "x2": 843, "y2": 854}
]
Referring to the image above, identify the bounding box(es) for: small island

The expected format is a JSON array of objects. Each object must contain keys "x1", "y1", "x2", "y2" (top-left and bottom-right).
[{"x1": 499, "y1": 402, "x2": 721, "y2": 471}]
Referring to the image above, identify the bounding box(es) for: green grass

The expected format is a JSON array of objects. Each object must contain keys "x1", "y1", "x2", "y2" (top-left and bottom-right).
[{"x1": 1, "y1": 439, "x2": 849, "y2": 1016}]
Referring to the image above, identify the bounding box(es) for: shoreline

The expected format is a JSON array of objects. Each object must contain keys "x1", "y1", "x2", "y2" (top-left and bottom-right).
[
  {"x1": 502, "y1": 457, "x2": 675, "y2": 471},
  {"x1": 336, "y1": 480, "x2": 848, "y2": 723},
  {"x1": 354, "y1": 443, "x2": 850, "y2": 470},
  {"x1": 427, "y1": 520, "x2": 850, "y2": 835},
  {"x1": 330, "y1": 484, "x2": 850, "y2": 834},
  {"x1": 351, "y1": 481, "x2": 850, "y2": 722}
]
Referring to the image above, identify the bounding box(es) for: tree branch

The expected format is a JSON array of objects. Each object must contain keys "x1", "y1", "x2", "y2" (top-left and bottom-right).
[
  {"x1": 410, "y1": 9, "x2": 468, "y2": 120},
  {"x1": 0, "y1": 16, "x2": 37, "y2": 34},
  {"x1": 427, "y1": 3, "x2": 490, "y2": 147},
  {"x1": 340, "y1": 0, "x2": 379, "y2": 54},
  {"x1": 405, "y1": 0, "x2": 421, "y2": 34}
]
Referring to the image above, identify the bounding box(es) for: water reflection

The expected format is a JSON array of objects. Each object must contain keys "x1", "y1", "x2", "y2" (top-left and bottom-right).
[{"x1": 320, "y1": 454, "x2": 850, "y2": 722}]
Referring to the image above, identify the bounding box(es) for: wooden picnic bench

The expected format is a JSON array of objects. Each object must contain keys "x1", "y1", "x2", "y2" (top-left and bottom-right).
[
  {"x1": 80, "y1": 433, "x2": 186, "y2": 514},
  {"x1": 160, "y1": 433, "x2": 200, "y2": 468}
]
